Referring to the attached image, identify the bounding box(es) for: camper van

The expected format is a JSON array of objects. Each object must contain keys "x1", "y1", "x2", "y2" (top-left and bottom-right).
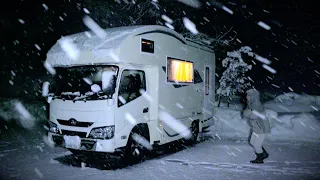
[{"x1": 46, "y1": 25, "x2": 215, "y2": 160}]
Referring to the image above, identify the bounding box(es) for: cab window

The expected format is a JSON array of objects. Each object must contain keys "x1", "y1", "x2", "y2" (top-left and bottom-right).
[{"x1": 118, "y1": 70, "x2": 146, "y2": 107}]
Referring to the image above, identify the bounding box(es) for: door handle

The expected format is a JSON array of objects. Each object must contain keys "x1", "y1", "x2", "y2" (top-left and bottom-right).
[{"x1": 143, "y1": 107, "x2": 149, "y2": 113}]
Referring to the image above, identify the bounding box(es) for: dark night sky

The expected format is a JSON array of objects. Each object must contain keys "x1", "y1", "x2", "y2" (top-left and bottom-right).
[{"x1": 0, "y1": 0, "x2": 319, "y2": 99}]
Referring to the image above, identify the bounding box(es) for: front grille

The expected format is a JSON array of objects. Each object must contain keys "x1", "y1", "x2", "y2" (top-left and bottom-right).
[
  {"x1": 57, "y1": 119, "x2": 94, "y2": 127},
  {"x1": 61, "y1": 130, "x2": 87, "y2": 138}
]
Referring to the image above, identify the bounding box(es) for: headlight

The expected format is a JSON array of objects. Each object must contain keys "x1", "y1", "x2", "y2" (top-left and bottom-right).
[
  {"x1": 89, "y1": 126, "x2": 115, "y2": 139},
  {"x1": 49, "y1": 121, "x2": 59, "y2": 134}
]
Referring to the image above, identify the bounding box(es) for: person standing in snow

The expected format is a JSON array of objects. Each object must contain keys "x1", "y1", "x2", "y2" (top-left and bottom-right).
[{"x1": 243, "y1": 88, "x2": 271, "y2": 164}]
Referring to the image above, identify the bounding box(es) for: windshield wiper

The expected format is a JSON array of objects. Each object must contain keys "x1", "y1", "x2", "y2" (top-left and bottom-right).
[{"x1": 72, "y1": 92, "x2": 109, "y2": 102}]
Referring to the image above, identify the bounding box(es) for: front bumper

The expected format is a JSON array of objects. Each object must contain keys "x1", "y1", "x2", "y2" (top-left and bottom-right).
[{"x1": 48, "y1": 132, "x2": 116, "y2": 153}]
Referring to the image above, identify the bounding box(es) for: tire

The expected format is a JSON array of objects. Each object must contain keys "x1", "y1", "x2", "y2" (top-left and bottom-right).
[
  {"x1": 188, "y1": 121, "x2": 199, "y2": 145},
  {"x1": 124, "y1": 129, "x2": 148, "y2": 164}
]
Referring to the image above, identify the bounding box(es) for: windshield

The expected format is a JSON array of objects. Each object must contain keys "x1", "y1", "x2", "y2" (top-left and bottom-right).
[{"x1": 50, "y1": 65, "x2": 118, "y2": 100}]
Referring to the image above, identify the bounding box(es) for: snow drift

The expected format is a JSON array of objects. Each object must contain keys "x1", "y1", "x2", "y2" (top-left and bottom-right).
[
  {"x1": 0, "y1": 98, "x2": 47, "y2": 129},
  {"x1": 211, "y1": 106, "x2": 320, "y2": 142},
  {"x1": 264, "y1": 92, "x2": 320, "y2": 112}
]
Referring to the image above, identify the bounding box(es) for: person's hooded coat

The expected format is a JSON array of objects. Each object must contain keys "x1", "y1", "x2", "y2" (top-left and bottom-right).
[{"x1": 243, "y1": 89, "x2": 271, "y2": 134}]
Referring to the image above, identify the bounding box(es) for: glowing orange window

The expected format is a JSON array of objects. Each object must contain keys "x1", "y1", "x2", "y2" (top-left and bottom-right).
[{"x1": 167, "y1": 58, "x2": 194, "y2": 83}]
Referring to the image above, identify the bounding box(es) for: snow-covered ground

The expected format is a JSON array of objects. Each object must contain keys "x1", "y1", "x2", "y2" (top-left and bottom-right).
[
  {"x1": 0, "y1": 92, "x2": 320, "y2": 179},
  {"x1": 212, "y1": 92, "x2": 320, "y2": 142},
  {"x1": 0, "y1": 129, "x2": 319, "y2": 180}
]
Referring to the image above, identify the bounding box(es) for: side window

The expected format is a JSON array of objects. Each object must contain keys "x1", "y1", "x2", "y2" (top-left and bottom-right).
[
  {"x1": 205, "y1": 67, "x2": 210, "y2": 95},
  {"x1": 167, "y1": 57, "x2": 194, "y2": 84},
  {"x1": 141, "y1": 39, "x2": 154, "y2": 53},
  {"x1": 118, "y1": 70, "x2": 146, "y2": 107}
]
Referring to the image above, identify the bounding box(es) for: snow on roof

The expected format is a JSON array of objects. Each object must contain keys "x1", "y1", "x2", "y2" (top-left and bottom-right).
[{"x1": 46, "y1": 25, "x2": 187, "y2": 67}]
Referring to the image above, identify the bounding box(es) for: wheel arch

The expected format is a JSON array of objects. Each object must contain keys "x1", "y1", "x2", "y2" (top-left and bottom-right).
[{"x1": 128, "y1": 123, "x2": 150, "y2": 143}]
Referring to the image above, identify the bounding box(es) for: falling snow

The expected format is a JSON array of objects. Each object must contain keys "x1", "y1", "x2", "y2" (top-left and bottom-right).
[
  {"x1": 18, "y1": 19, "x2": 25, "y2": 24},
  {"x1": 43, "y1": 61, "x2": 56, "y2": 75},
  {"x1": 42, "y1": 3, "x2": 49, "y2": 11},
  {"x1": 176, "y1": 103, "x2": 184, "y2": 109},
  {"x1": 34, "y1": 168, "x2": 43, "y2": 179},
  {"x1": 203, "y1": 17, "x2": 210, "y2": 22},
  {"x1": 165, "y1": 22, "x2": 174, "y2": 29},
  {"x1": 183, "y1": 17, "x2": 198, "y2": 34},
  {"x1": 14, "y1": 101, "x2": 34, "y2": 129},
  {"x1": 83, "y1": 77, "x2": 93, "y2": 85},
  {"x1": 83, "y1": 8, "x2": 90, "y2": 14},
  {"x1": 257, "y1": 21, "x2": 271, "y2": 30},
  {"x1": 125, "y1": 113, "x2": 136, "y2": 124},
  {"x1": 310, "y1": 106, "x2": 318, "y2": 111},
  {"x1": 84, "y1": 31, "x2": 92, "y2": 38},
  {"x1": 252, "y1": 110, "x2": 266, "y2": 120},
  {"x1": 8, "y1": 80, "x2": 14, "y2": 85},
  {"x1": 255, "y1": 54, "x2": 271, "y2": 64},
  {"x1": 118, "y1": 96, "x2": 127, "y2": 104},
  {"x1": 108, "y1": 50, "x2": 120, "y2": 62},
  {"x1": 132, "y1": 133, "x2": 152, "y2": 150},
  {"x1": 83, "y1": 16, "x2": 107, "y2": 39},
  {"x1": 161, "y1": 15, "x2": 173, "y2": 24},
  {"x1": 0, "y1": 1, "x2": 319, "y2": 179},
  {"x1": 102, "y1": 71, "x2": 114, "y2": 90},
  {"x1": 42, "y1": 81, "x2": 50, "y2": 97},
  {"x1": 262, "y1": 64, "x2": 277, "y2": 74},
  {"x1": 222, "y1": 6, "x2": 234, "y2": 15},
  {"x1": 35, "y1": 44, "x2": 41, "y2": 51},
  {"x1": 58, "y1": 38, "x2": 80, "y2": 61},
  {"x1": 159, "y1": 110, "x2": 191, "y2": 138},
  {"x1": 139, "y1": 89, "x2": 153, "y2": 102},
  {"x1": 177, "y1": 0, "x2": 201, "y2": 8}
]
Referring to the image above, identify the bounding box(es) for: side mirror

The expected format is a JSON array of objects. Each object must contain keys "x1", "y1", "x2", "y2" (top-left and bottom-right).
[{"x1": 47, "y1": 96, "x2": 53, "y2": 103}]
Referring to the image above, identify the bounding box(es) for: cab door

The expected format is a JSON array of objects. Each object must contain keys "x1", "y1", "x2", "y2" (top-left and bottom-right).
[{"x1": 114, "y1": 69, "x2": 150, "y2": 147}]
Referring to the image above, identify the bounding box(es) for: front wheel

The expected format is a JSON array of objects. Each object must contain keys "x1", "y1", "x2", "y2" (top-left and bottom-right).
[{"x1": 124, "y1": 132, "x2": 148, "y2": 164}]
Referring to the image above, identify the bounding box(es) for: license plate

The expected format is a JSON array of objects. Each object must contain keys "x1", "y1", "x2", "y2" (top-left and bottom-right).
[{"x1": 63, "y1": 135, "x2": 81, "y2": 149}]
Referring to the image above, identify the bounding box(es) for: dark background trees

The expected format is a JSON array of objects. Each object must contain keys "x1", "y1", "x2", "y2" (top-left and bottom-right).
[{"x1": 0, "y1": 0, "x2": 319, "y2": 99}]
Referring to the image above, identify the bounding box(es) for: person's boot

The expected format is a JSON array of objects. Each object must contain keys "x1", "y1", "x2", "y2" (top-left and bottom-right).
[
  {"x1": 261, "y1": 147, "x2": 269, "y2": 160},
  {"x1": 250, "y1": 153, "x2": 264, "y2": 164}
]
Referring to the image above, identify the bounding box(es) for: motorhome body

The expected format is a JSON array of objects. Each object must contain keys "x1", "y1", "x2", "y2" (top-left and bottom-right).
[{"x1": 46, "y1": 25, "x2": 215, "y2": 157}]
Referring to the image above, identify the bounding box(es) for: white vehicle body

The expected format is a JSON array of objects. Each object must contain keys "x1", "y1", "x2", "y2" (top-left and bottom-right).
[{"x1": 46, "y1": 25, "x2": 215, "y2": 153}]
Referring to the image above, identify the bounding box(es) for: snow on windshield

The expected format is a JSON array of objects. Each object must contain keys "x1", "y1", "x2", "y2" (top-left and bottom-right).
[{"x1": 51, "y1": 65, "x2": 118, "y2": 99}]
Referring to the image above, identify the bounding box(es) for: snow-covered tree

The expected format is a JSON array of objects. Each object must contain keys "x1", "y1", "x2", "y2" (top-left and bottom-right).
[{"x1": 217, "y1": 46, "x2": 254, "y2": 107}]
